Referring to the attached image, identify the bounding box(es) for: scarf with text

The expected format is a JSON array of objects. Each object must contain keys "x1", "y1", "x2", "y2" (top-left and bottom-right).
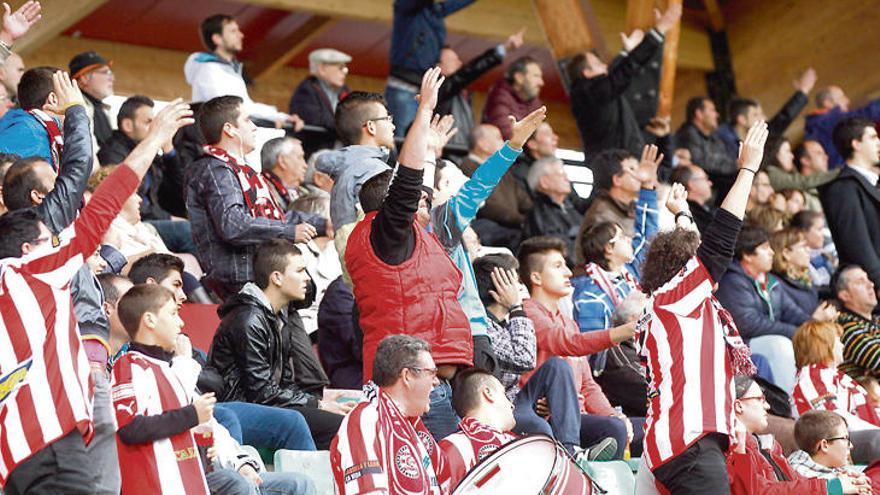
[
  {"x1": 28, "y1": 109, "x2": 64, "y2": 171},
  {"x1": 204, "y1": 145, "x2": 285, "y2": 220}
]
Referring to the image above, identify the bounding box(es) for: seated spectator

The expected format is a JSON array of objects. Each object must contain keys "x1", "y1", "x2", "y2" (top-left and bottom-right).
[
  {"x1": 805, "y1": 85, "x2": 880, "y2": 167},
  {"x1": 779, "y1": 188, "x2": 808, "y2": 216},
  {"x1": 835, "y1": 265, "x2": 880, "y2": 382},
  {"x1": 0, "y1": 151, "x2": 18, "y2": 214},
  {"x1": 717, "y1": 224, "x2": 837, "y2": 392},
  {"x1": 727, "y1": 374, "x2": 866, "y2": 494},
  {"x1": 566, "y1": 3, "x2": 680, "y2": 157},
  {"x1": 459, "y1": 123, "x2": 504, "y2": 177},
  {"x1": 288, "y1": 48, "x2": 351, "y2": 152},
  {"x1": 791, "y1": 210, "x2": 836, "y2": 294},
  {"x1": 260, "y1": 136, "x2": 309, "y2": 212},
  {"x1": 792, "y1": 320, "x2": 880, "y2": 464},
  {"x1": 763, "y1": 135, "x2": 839, "y2": 212},
  {"x1": 481, "y1": 56, "x2": 543, "y2": 139},
  {"x1": 522, "y1": 156, "x2": 582, "y2": 262},
  {"x1": 518, "y1": 236, "x2": 642, "y2": 460},
  {"x1": 330, "y1": 335, "x2": 452, "y2": 494},
  {"x1": 69, "y1": 50, "x2": 115, "y2": 148},
  {"x1": 676, "y1": 96, "x2": 737, "y2": 199},
  {"x1": 747, "y1": 168, "x2": 776, "y2": 210},
  {"x1": 771, "y1": 228, "x2": 821, "y2": 315},
  {"x1": 670, "y1": 163, "x2": 716, "y2": 233},
  {"x1": 0, "y1": 66, "x2": 69, "y2": 169},
  {"x1": 789, "y1": 410, "x2": 869, "y2": 486},
  {"x1": 317, "y1": 275, "x2": 361, "y2": 389},
  {"x1": 747, "y1": 204, "x2": 787, "y2": 234},
  {"x1": 97, "y1": 272, "x2": 134, "y2": 360},
  {"x1": 98, "y1": 95, "x2": 189, "y2": 221},
  {"x1": 437, "y1": 28, "x2": 524, "y2": 148},
  {"x1": 185, "y1": 14, "x2": 302, "y2": 129},
  {"x1": 209, "y1": 240, "x2": 349, "y2": 450},
  {"x1": 583, "y1": 146, "x2": 661, "y2": 237},
  {"x1": 186, "y1": 95, "x2": 323, "y2": 299},
  {"x1": 595, "y1": 291, "x2": 649, "y2": 418}
]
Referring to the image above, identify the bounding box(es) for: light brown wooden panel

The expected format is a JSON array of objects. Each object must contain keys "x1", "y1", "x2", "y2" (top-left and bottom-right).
[
  {"x1": 249, "y1": 15, "x2": 334, "y2": 81},
  {"x1": 10, "y1": 0, "x2": 110, "y2": 56},
  {"x1": 532, "y1": 0, "x2": 607, "y2": 61}
]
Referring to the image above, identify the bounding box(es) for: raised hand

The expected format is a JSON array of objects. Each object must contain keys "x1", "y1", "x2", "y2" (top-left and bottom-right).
[
  {"x1": 416, "y1": 66, "x2": 444, "y2": 113},
  {"x1": 654, "y1": 2, "x2": 682, "y2": 35},
  {"x1": 0, "y1": 1, "x2": 41, "y2": 46},
  {"x1": 737, "y1": 120, "x2": 769, "y2": 172},
  {"x1": 637, "y1": 143, "x2": 664, "y2": 188},
  {"x1": 620, "y1": 29, "x2": 645, "y2": 52},
  {"x1": 193, "y1": 392, "x2": 216, "y2": 423},
  {"x1": 793, "y1": 67, "x2": 817, "y2": 94},
  {"x1": 508, "y1": 105, "x2": 547, "y2": 150},
  {"x1": 505, "y1": 28, "x2": 525, "y2": 52},
  {"x1": 665, "y1": 182, "x2": 689, "y2": 216},
  {"x1": 146, "y1": 99, "x2": 194, "y2": 146},
  {"x1": 489, "y1": 267, "x2": 523, "y2": 309},
  {"x1": 45, "y1": 70, "x2": 83, "y2": 114},
  {"x1": 427, "y1": 114, "x2": 457, "y2": 158}
]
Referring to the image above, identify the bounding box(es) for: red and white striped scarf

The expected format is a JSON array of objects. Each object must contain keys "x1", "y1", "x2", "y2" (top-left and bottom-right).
[
  {"x1": 28, "y1": 109, "x2": 64, "y2": 171},
  {"x1": 203, "y1": 145, "x2": 285, "y2": 220},
  {"x1": 584, "y1": 262, "x2": 639, "y2": 307}
]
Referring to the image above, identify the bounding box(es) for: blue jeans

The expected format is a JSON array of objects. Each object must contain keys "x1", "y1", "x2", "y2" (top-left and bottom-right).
[
  {"x1": 206, "y1": 468, "x2": 316, "y2": 495},
  {"x1": 145, "y1": 219, "x2": 196, "y2": 254},
  {"x1": 421, "y1": 379, "x2": 459, "y2": 441},
  {"x1": 215, "y1": 402, "x2": 316, "y2": 452},
  {"x1": 384, "y1": 85, "x2": 418, "y2": 138},
  {"x1": 512, "y1": 357, "x2": 580, "y2": 452},
  {"x1": 748, "y1": 335, "x2": 796, "y2": 394},
  {"x1": 579, "y1": 414, "x2": 646, "y2": 459}
]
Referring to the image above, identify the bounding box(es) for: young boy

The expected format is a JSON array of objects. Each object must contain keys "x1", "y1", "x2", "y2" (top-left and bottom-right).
[
  {"x1": 112, "y1": 284, "x2": 215, "y2": 494},
  {"x1": 789, "y1": 410, "x2": 868, "y2": 483}
]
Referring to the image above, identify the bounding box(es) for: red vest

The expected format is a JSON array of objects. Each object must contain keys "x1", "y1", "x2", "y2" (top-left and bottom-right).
[{"x1": 346, "y1": 211, "x2": 473, "y2": 381}]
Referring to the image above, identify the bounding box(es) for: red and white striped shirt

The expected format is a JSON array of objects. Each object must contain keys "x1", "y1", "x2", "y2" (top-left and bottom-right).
[
  {"x1": 439, "y1": 417, "x2": 517, "y2": 488},
  {"x1": 0, "y1": 165, "x2": 139, "y2": 484},
  {"x1": 111, "y1": 350, "x2": 209, "y2": 495},
  {"x1": 793, "y1": 364, "x2": 880, "y2": 427},
  {"x1": 640, "y1": 257, "x2": 738, "y2": 470},
  {"x1": 331, "y1": 383, "x2": 451, "y2": 495}
]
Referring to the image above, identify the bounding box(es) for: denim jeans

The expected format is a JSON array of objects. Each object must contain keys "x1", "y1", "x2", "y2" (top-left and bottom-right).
[
  {"x1": 145, "y1": 219, "x2": 196, "y2": 254},
  {"x1": 384, "y1": 85, "x2": 418, "y2": 138},
  {"x1": 421, "y1": 379, "x2": 459, "y2": 441},
  {"x1": 215, "y1": 402, "x2": 317, "y2": 452},
  {"x1": 748, "y1": 335, "x2": 796, "y2": 394},
  {"x1": 206, "y1": 468, "x2": 317, "y2": 495},
  {"x1": 512, "y1": 357, "x2": 580, "y2": 451}
]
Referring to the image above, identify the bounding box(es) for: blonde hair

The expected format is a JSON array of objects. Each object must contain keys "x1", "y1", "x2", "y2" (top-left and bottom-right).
[
  {"x1": 770, "y1": 228, "x2": 809, "y2": 280},
  {"x1": 87, "y1": 165, "x2": 118, "y2": 193},
  {"x1": 747, "y1": 205, "x2": 787, "y2": 234},
  {"x1": 793, "y1": 320, "x2": 842, "y2": 369}
]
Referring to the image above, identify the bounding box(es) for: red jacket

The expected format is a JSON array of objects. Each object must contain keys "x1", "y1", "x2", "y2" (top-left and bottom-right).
[
  {"x1": 480, "y1": 79, "x2": 543, "y2": 139},
  {"x1": 727, "y1": 435, "x2": 830, "y2": 495},
  {"x1": 347, "y1": 211, "x2": 473, "y2": 381}
]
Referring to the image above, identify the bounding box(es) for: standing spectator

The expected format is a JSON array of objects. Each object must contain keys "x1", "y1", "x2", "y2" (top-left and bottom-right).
[
  {"x1": 819, "y1": 118, "x2": 880, "y2": 290},
  {"x1": 481, "y1": 56, "x2": 544, "y2": 139},
  {"x1": 0, "y1": 67, "x2": 67, "y2": 170},
  {"x1": 796, "y1": 139, "x2": 831, "y2": 176},
  {"x1": 0, "y1": 53, "x2": 23, "y2": 102},
  {"x1": 68, "y1": 50, "x2": 115, "y2": 148},
  {"x1": 805, "y1": 86, "x2": 880, "y2": 167},
  {"x1": 676, "y1": 96, "x2": 738, "y2": 200},
  {"x1": 185, "y1": 14, "x2": 303, "y2": 129},
  {"x1": 566, "y1": 2, "x2": 681, "y2": 157},
  {"x1": 186, "y1": 95, "x2": 323, "y2": 299},
  {"x1": 835, "y1": 266, "x2": 880, "y2": 382},
  {"x1": 762, "y1": 135, "x2": 838, "y2": 212},
  {"x1": 260, "y1": 136, "x2": 309, "y2": 212},
  {"x1": 385, "y1": 0, "x2": 476, "y2": 138},
  {"x1": 288, "y1": 48, "x2": 351, "y2": 153},
  {"x1": 770, "y1": 228, "x2": 821, "y2": 316},
  {"x1": 436, "y1": 28, "x2": 524, "y2": 147},
  {"x1": 670, "y1": 163, "x2": 715, "y2": 233}
]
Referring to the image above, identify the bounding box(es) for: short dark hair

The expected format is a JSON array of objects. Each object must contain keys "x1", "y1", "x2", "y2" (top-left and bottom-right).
[
  {"x1": 735, "y1": 224, "x2": 770, "y2": 260},
  {"x1": 728, "y1": 97, "x2": 758, "y2": 125},
  {"x1": 832, "y1": 117, "x2": 875, "y2": 161},
  {"x1": 517, "y1": 236, "x2": 567, "y2": 292},
  {"x1": 565, "y1": 51, "x2": 599, "y2": 83},
  {"x1": 789, "y1": 210, "x2": 823, "y2": 232},
  {"x1": 117, "y1": 284, "x2": 176, "y2": 340},
  {"x1": 0, "y1": 208, "x2": 41, "y2": 258},
  {"x1": 793, "y1": 140, "x2": 818, "y2": 173},
  {"x1": 505, "y1": 56, "x2": 538, "y2": 84},
  {"x1": 734, "y1": 374, "x2": 755, "y2": 399},
  {"x1": 795, "y1": 410, "x2": 847, "y2": 455},
  {"x1": 358, "y1": 169, "x2": 393, "y2": 213},
  {"x1": 589, "y1": 149, "x2": 633, "y2": 192},
  {"x1": 97, "y1": 273, "x2": 131, "y2": 305},
  {"x1": 473, "y1": 254, "x2": 519, "y2": 307},
  {"x1": 372, "y1": 334, "x2": 431, "y2": 387},
  {"x1": 832, "y1": 264, "x2": 863, "y2": 298},
  {"x1": 117, "y1": 95, "x2": 154, "y2": 129},
  {"x1": 253, "y1": 239, "x2": 302, "y2": 290},
  {"x1": 128, "y1": 253, "x2": 184, "y2": 285},
  {"x1": 760, "y1": 134, "x2": 788, "y2": 170},
  {"x1": 577, "y1": 221, "x2": 620, "y2": 268},
  {"x1": 17, "y1": 66, "x2": 58, "y2": 111},
  {"x1": 640, "y1": 228, "x2": 701, "y2": 295},
  {"x1": 334, "y1": 92, "x2": 386, "y2": 146},
  {"x1": 200, "y1": 14, "x2": 234, "y2": 52},
  {"x1": 452, "y1": 368, "x2": 497, "y2": 417},
  {"x1": 669, "y1": 164, "x2": 695, "y2": 188},
  {"x1": 2, "y1": 157, "x2": 51, "y2": 211},
  {"x1": 198, "y1": 95, "x2": 242, "y2": 145},
  {"x1": 685, "y1": 96, "x2": 710, "y2": 123}
]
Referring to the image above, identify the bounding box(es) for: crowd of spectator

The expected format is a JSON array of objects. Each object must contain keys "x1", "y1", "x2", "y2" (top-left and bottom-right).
[{"x1": 1, "y1": 1, "x2": 880, "y2": 494}]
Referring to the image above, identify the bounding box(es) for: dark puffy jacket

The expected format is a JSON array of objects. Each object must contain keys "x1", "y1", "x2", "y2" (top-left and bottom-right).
[
  {"x1": 317, "y1": 276, "x2": 362, "y2": 389},
  {"x1": 288, "y1": 76, "x2": 350, "y2": 154},
  {"x1": 774, "y1": 272, "x2": 819, "y2": 316},
  {"x1": 389, "y1": 0, "x2": 475, "y2": 78},
  {"x1": 715, "y1": 261, "x2": 811, "y2": 340},
  {"x1": 208, "y1": 285, "x2": 323, "y2": 408}
]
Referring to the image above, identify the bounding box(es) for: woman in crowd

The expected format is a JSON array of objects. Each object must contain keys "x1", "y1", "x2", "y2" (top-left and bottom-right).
[
  {"x1": 762, "y1": 135, "x2": 838, "y2": 212},
  {"x1": 770, "y1": 228, "x2": 820, "y2": 315},
  {"x1": 790, "y1": 210, "x2": 836, "y2": 294}
]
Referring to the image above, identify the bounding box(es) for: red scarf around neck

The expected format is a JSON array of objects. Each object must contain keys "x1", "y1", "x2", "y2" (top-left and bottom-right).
[
  {"x1": 584, "y1": 262, "x2": 639, "y2": 306},
  {"x1": 28, "y1": 109, "x2": 64, "y2": 171},
  {"x1": 203, "y1": 145, "x2": 285, "y2": 220}
]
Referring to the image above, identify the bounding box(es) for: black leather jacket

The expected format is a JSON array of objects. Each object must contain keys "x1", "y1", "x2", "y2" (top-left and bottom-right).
[{"x1": 208, "y1": 286, "x2": 327, "y2": 408}]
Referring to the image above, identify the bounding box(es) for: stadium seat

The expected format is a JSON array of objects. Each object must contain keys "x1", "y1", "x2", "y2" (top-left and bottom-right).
[
  {"x1": 274, "y1": 449, "x2": 334, "y2": 495},
  {"x1": 578, "y1": 460, "x2": 636, "y2": 495},
  {"x1": 178, "y1": 303, "x2": 220, "y2": 352}
]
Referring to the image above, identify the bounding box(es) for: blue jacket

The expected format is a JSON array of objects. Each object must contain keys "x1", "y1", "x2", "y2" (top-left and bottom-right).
[
  {"x1": 804, "y1": 99, "x2": 880, "y2": 167},
  {"x1": 432, "y1": 142, "x2": 520, "y2": 339},
  {"x1": 774, "y1": 272, "x2": 819, "y2": 316},
  {"x1": 572, "y1": 188, "x2": 658, "y2": 334},
  {"x1": 390, "y1": 0, "x2": 475, "y2": 77},
  {"x1": 0, "y1": 108, "x2": 54, "y2": 164},
  {"x1": 715, "y1": 261, "x2": 811, "y2": 340}
]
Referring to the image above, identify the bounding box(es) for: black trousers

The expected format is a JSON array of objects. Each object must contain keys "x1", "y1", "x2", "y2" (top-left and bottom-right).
[
  {"x1": 5, "y1": 429, "x2": 94, "y2": 495},
  {"x1": 652, "y1": 433, "x2": 731, "y2": 495},
  {"x1": 292, "y1": 405, "x2": 344, "y2": 450}
]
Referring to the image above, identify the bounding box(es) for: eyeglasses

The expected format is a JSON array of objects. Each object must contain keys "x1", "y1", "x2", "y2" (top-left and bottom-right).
[
  {"x1": 364, "y1": 114, "x2": 393, "y2": 125},
  {"x1": 92, "y1": 68, "x2": 113, "y2": 76},
  {"x1": 738, "y1": 395, "x2": 767, "y2": 404},
  {"x1": 406, "y1": 366, "x2": 438, "y2": 377},
  {"x1": 825, "y1": 436, "x2": 852, "y2": 447}
]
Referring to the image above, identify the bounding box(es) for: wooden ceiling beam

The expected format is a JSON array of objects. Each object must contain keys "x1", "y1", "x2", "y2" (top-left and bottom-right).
[
  {"x1": 247, "y1": 14, "x2": 335, "y2": 81},
  {"x1": 10, "y1": 0, "x2": 110, "y2": 56},
  {"x1": 532, "y1": 0, "x2": 608, "y2": 62}
]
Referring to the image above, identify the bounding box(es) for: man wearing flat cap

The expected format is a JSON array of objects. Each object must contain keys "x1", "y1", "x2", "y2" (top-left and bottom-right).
[
  {"x1": 288, "y1": 48, "x2": 352, "y2": 152},
  {"x1": 69, "y1": 50, "x2": 116, "y2": 148}
]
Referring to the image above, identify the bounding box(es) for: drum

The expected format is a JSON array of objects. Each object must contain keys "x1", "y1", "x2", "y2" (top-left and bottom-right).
[{"x1": 452, "y1": 434, "x2": 596, "y2": 495}]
